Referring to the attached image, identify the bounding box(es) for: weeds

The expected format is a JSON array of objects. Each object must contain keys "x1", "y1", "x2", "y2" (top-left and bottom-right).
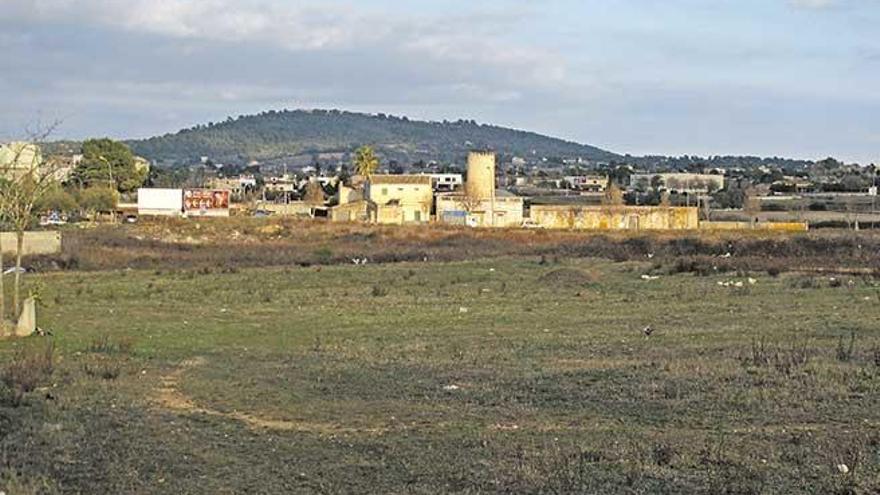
[
  {"x1": 87, "y1": 334, "x2": 134, "y2": 355},
  {"x1": 1, "y1": 341, "x2": 55, "y2": 407},
  {"x1": 836, "y1": 331, "x2": 857, "y2": 362},
  {"x1": 741, "y1": 337, "x2": 810, "y2": 375},
  {"x1": 0, "y1": 469, "x2": 59, "y2": 495},
  {"x1": 790, "y1": 275, "x2": 823, "y2": 289},
  {"x1": 651, "y1": 443, "x2": 677, "y2": 467},
  {"x1": 82, "y1": 360, "x2": 121, "y2": 380},
  {"x1": 24, "y1": 219, "x2": 880, "y2": 274}
]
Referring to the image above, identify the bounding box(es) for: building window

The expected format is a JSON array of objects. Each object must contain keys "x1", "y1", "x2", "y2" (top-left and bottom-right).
[
  {"x1": 414, "y1": 211, "x2": 421, "y2": 222},
  {"x1": 381, "y1": 188, "x2": 388, "y2": 196}
]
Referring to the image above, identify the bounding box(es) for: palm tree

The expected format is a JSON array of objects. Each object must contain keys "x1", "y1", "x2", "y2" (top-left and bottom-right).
[{"x1": 354, "y1": 146, "x2": 380, "y2": 178}]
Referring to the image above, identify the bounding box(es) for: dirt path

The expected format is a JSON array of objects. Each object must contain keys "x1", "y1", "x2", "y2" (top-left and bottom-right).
[{"x1": 152, "y1": 357, "x2": 386, "y2": 435}]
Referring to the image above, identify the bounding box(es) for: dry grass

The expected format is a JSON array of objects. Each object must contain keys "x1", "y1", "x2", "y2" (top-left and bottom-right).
[
  {"x1": 26, "y1": 218, "x2": 880, "y2": 277},
  {"x1": 3, "y1": 222, "x2": 880, "y2": 493},
  {"x1": 1, "y1": 341, "x2": 55, "y2": 407}
]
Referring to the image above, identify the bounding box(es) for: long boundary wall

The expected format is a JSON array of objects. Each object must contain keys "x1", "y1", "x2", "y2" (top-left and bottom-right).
[
  {"x1": 530, "y1": 206, "x2": 699, "y2": 230},
  {"x1": 0, "y1": 231, "x2": 62, "y2": 255}
]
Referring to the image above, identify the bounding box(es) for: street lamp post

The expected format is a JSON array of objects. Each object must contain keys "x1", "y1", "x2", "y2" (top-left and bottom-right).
[{"x1": 98, "y1": 155, "x2": 114, "y2": 188}]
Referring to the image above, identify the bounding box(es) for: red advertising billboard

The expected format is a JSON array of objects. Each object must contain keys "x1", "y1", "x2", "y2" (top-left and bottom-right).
[{"x1": 183, "y1": 189, "x2": 230, "y2": 216}]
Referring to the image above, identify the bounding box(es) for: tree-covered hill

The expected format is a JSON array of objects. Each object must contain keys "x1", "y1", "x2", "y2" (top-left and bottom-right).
[{"x1": 128, "y1": 109, "x2": 619, "y2": 166}]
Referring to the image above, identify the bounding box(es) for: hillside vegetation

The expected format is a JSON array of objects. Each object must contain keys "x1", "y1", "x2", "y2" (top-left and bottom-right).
[{"x1": 128, "y1": 109, "x2": 619, "y2": 166}]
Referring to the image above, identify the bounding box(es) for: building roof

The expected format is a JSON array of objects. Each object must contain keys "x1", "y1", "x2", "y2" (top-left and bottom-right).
[{"x1": 369, "y1": 174, "x2": 432, "y2": 185}]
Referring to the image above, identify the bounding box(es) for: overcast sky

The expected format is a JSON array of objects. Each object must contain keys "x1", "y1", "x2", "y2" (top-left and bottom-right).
[{"x1": 2, "y1": 0, "x2": 878, "y2": 162}]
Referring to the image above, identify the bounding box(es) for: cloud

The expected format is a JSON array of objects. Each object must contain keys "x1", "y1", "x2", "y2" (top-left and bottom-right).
[
  {"x1": 788, "y1": 0, "x2": 841, "y2": 9},
  {"x1": 4, "y1": 0, "x2": 559, "y2": 76},
  {"x1": 2, "y1": 0, "x2": 879, "y2": 163},
  {"x1": 7, "y1": 0, "x2": 381, "y2": 49},
  {"x1": 0, "y1": 0, "x2": 571, "y2": 112}
]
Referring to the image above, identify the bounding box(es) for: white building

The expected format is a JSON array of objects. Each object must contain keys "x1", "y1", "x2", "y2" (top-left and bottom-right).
[
  {"x1": 631, "y1": 173, "x2": 725, "y2": 194},
  {"x1": 423, "y1": 173, "x2": 463, "y2": 192},
  {"x1": 563, "y1": 175, "x2": 608, "y2": 192}
]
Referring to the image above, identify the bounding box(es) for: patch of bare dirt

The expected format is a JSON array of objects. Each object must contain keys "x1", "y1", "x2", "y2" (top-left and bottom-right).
[{"x1": 151, "y1": 357, "x2": 385, "y2": 435}]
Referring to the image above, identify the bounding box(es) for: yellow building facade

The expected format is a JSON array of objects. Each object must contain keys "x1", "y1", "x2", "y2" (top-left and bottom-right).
[{"x1": 366, "y1": 175, "x2": 433, "y2": 224}]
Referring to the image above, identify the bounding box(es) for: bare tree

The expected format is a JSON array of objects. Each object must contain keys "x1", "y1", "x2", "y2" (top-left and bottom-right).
[
  {"x1": 303, "y1": 181, "x2": 326, "y2": 205},
  {"x1": 452, "y1": 191, "x2": 487, "y2": 227},
  {"x1": 843, "y1": 196, "x2": 859, "y2": 230},
  {"x1": 603, "y1": 182, "x2": 625, "y2": 206},
  {"x1": 456, "y1": 191, "x2": 484, "y2": 215},
  {"x1": 0, "y1": 123, "x2": 64, "y2": 320}
]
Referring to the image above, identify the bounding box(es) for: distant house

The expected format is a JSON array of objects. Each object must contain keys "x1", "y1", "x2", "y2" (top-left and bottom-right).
[
  {"x1": 366, "y1": 175, "x2": 433, "y2": 224},
  {"x1": 264, "y1": 174, "x2": 300, "y2": 201},
  {"x1": 0, "y1": 142, "x2": 72, "y2": 183},
  {"x1": 630, "y1": 173, "x2": 725, "y2": 194},
  {"x1": 423, "y1": 173, "x2": 463, "y2": 192},
  {"x1": 563, "y1": 175, "x2": 608, "y2": 193},
  {"x1": 771, "y1": 176, "x2": 815, "y2": 194},
  {"x1": 209, "y1": 175, "x2": 258, "y2": 200}
]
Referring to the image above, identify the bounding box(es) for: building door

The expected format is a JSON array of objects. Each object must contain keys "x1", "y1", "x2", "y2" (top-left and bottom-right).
[
  {"x1": 414, "y1": 210, "x2": 421, "y2": 222},
  {"x1": 628, "y1": 215, "x2": 640, "y2": 230}
]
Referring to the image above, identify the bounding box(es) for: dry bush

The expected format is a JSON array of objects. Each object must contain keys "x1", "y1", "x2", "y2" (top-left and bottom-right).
[
  {"x1": 87, "y1": 334, "x2": 134, "y2": 355},
  {"x1": 23, "y1": 220, "x2": 880, "y2": 275},
  {"x1": 836, "y1": 331, "x2": 857, "y2": 363},
  {"x1": 0, "y1": 469, "x2": 59, "y2": 495},
  {"x1": 788, "y1": 275, "x2": 823, "y2": 290},
  {"x1": 1, "y1": 341, "x2": 55, "y2": 407},
  {"x1": 740, "y1": 338, "x2": 810, "y2": 376},
  {"x1": 82, "y1": 359, "x2": 121, "y2": 380}
]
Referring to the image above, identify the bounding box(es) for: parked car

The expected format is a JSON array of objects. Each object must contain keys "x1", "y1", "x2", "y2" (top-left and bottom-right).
[{"x1": 39, "y1": 211, "x2": 68, "y2": 226}]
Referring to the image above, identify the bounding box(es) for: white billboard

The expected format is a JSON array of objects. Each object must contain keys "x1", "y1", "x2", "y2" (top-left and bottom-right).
[{"x1": 137, "y1": 188, "x2": 183, "y2": 216}]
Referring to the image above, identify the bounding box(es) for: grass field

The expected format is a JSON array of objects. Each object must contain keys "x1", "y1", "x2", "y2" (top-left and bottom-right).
[{"x1": 2, "y1": 231, "x2": 880, "y2": 493}]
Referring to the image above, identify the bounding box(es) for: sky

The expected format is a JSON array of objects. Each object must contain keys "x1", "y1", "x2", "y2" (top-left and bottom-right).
[{"x1": 1, "y1": 0, "x2": 878, "y2": 163}]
